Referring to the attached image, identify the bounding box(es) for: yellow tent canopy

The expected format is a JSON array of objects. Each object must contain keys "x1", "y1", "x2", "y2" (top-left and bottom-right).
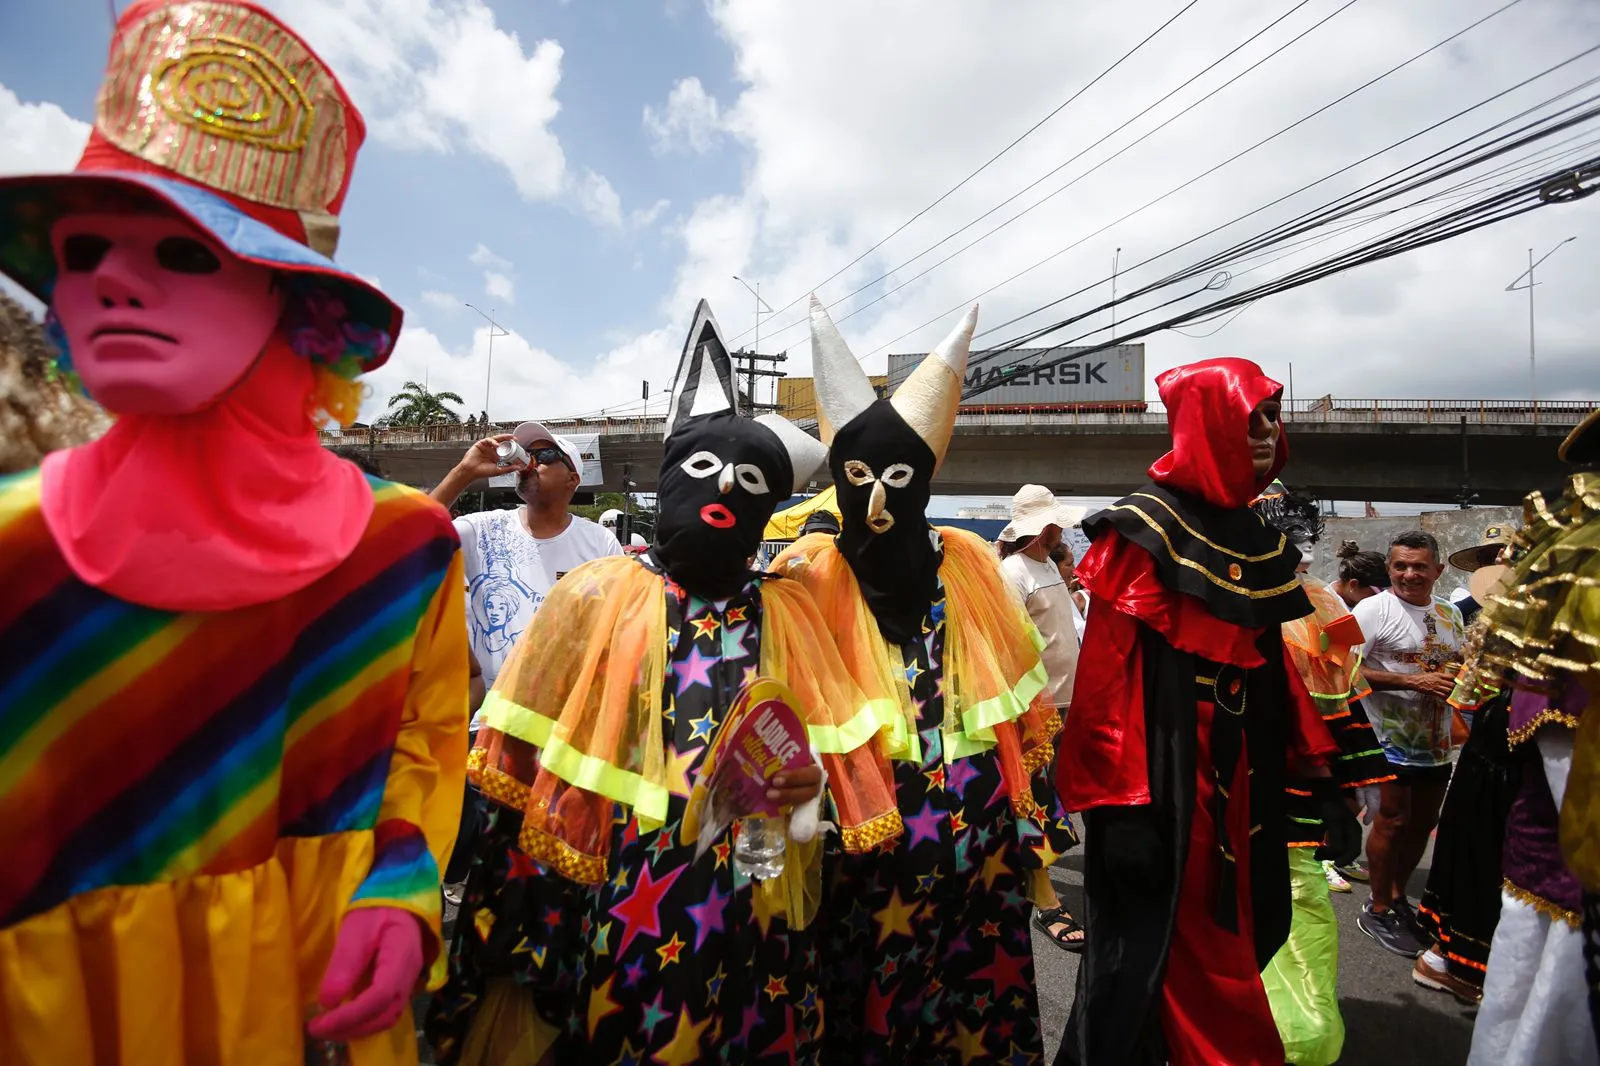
[{"x1": 763, "y1": 485, "x2": 841, "y2": 540}]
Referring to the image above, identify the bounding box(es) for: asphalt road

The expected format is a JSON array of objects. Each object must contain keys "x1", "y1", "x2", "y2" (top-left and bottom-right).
[{"x1": 1034, "y1": 835, "x2": 1478, "y2": 1066}]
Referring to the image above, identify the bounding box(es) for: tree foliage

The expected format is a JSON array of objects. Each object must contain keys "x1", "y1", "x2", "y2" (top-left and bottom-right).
[{"x1": 378, "y1": 381, "x2": 464, "y2": 426}]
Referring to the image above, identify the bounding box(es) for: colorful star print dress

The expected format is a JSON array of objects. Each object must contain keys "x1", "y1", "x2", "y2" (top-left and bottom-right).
[
  {"x1": 426, "y1": 568, "x2": 825, "y2": 1065},
  {"x1": 773, "y1": 527, "x2": 1076, "y2": 1066},
  {"x1": 821, "y1": 586, "x2": 1076, "y2": 1065}
]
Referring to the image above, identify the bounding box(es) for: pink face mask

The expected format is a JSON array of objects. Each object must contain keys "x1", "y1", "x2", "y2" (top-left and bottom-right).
[{"x1": 50, "y1": 210, "x2": 284, "y2": 415}]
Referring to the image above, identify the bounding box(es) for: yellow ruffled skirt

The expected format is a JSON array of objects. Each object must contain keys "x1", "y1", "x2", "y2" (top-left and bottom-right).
[{"x1": 0, "y1": 833, "x2": 421, "y2": 1066}]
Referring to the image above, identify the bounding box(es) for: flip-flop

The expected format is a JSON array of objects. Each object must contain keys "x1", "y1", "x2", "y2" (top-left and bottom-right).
[{"x1": 1033, "y1": 905, "x2": 1086, "y2": 953}]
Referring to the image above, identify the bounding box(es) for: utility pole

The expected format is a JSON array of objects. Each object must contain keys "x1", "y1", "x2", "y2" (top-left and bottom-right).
[
  {"x1": 733, "y1": 275, "x2": 776, "y2": 412},
  {"x1": 731, "y1": 349, "x2": 787, "y2": 416},
  {"x1": 1505, "y1": 236, "x2": 1575, "y2": 414}
]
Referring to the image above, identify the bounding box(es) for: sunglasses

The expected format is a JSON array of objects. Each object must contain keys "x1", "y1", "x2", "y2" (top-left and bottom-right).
[{"x1": 527, "y1": 445, "x2": 572, "y2": 469}]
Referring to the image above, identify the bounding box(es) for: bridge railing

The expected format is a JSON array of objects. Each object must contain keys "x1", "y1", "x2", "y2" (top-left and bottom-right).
[{"x1": 319, "y1": 398, "x2": 1594, "y2": 446}]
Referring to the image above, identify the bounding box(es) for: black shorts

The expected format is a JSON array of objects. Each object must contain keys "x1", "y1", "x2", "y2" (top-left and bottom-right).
[{"x1": 1389, "y1": 761, "x2": 1453, "y2": 785}]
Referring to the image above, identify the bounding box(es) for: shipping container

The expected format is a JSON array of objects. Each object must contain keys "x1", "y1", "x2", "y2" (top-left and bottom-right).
[
  {"x1": 886, "y1": 343, "x2": 1145, "y2": 407},
  {"x1": 777, "y1": 374, "x2": 888, "y2": 422}
]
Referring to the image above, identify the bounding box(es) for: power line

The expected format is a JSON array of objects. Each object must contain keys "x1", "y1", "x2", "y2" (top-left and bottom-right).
[
  {"x1": 749, "y1": 0, "x2": 1339, "y2": 353},
  {"x1": 965, "y1": 60, "x2": 1600, "y2": 366},
  {"x1": 726, "y1": 0, "x2": 1208, "y2": 346},
  {"x1": 961, "y1": 135, "x2": 1600, "y2": 397},
  {"x1": 878, "y1": 3, "x2": 1569, "y2": 368},
  {"x1": 755, "y1": 0, "x2": 1361, "y2": 356}
]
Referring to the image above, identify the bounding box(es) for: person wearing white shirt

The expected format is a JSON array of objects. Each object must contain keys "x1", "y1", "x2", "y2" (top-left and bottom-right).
[
  {"x1": 430, "y1": 421, "x2": 623, "y2": 709},
  {"x1": 1351, "y1": 530, "x2": 1465, "y2": 958},
  {"x1": 999, "y1": 484, "x2": 1086, "y2": 952},
  {"x1": 428, "y1": 421, "x2": 622, "y2": 895}
]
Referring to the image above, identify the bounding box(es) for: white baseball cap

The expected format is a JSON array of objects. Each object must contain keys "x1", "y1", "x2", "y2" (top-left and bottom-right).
[{"x1": 513, "y1": 421, "x2": 583, "y2": 473}]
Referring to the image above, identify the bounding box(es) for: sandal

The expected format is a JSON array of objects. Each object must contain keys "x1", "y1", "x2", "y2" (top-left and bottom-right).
[{"x1": 1033, "y1": 905, "x2": 1086, "y2": 953}]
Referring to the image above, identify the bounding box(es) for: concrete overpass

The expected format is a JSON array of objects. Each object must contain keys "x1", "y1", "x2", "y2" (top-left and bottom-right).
[{"x1": 322, "y1": 399, "x2": 1596, "y2": 507}]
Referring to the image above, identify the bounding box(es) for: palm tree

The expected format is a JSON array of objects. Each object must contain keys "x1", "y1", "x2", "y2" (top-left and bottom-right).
[{"x1": 380, "y1": 381, "x2": 465, "y2": 426}]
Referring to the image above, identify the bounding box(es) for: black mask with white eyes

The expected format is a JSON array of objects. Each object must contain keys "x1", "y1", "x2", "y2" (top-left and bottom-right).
[
  {"x1": 830, "y1": 399, "x2": 942, "y2": 643},
  {"x1": 653, "y1": 410, "x2": 794, "y2": 597},
  {"x1": 651, "y1": 299, "x2": 825, "y2": 597}
]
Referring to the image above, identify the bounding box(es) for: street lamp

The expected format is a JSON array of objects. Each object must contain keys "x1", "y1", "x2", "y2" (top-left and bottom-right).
[
  {"x1": 732, "y1": 275, "x2": 774, "y2": 354},
  {"x1": 464, "y1": 303, "x2": 510, "y2": 423},
  {"x1": 1505, "y1": 237, "x2": 1575, "y2": 407}
]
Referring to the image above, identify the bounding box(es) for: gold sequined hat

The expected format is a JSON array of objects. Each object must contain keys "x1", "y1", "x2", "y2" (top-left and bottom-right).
[{"x1": 0, "y1": 0, "x2": 400, "y2": 371}]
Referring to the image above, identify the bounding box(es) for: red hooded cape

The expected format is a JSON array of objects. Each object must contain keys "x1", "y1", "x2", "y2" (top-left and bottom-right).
[{"x1": 1057, "y1": 358, "x2": 1331, "y2": 811}]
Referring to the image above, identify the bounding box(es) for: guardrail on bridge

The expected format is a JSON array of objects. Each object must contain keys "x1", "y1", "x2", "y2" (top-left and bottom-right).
[{"x1": 320, "y1": 398, "x2": 1594, "y2": 447}]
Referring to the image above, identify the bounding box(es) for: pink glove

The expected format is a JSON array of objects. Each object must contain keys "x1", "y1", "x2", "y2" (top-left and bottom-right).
[{"x1": 306, "y1": 907, "x2": 425, "y2": 1043}]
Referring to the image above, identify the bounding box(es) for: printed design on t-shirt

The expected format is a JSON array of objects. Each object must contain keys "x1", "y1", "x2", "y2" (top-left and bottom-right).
[
  {"x1": 467, "y1": 517, "x2": 543, "y2": 668},
  {"x1": 1362, "y1": 594, "x2": 1464, "y2": 767}
]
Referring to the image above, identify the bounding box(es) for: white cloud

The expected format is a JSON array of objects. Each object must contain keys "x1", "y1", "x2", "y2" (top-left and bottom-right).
[
  {"x1": 421, "y1": 289, "x2": 461, "y2": 311},
  {"x1": 630, "y1": 198, "x2": 673, "y2": 229},
  {"x1": 0, "y1": 83, "x2": 89, "y2": 175},
  {"x1": 594, "y1": 0, "x2": 1600, "y2": 414},
  {"x1": 362, "y1": 318, "x2": 679, "y2": 425},
  {"x1": 574, "y1": 169, "x2": 624, "y2": 228},
  {"x1": 268, "y1": 0, "x2": 620, "y2": 222},
  {"x1": 643, "y1": 76, "x2": 724, "y2": 154},
  {"x1": 469, "y1": 244, "x2": 512, "y2": 271},
  {"x1": 466, "y1": 244, "x2": 517, "y2": 304},
  {"x1": 483, "y1": 270, "x2": 516, "y2": 304}
]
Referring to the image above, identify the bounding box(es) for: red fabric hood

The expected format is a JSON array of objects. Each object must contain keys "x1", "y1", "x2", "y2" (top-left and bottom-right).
[{"x1": 1148, "y1": 357, "x2": 1287, "y2": 509}]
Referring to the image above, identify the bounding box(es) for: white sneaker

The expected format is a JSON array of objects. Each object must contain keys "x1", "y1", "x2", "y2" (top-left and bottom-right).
[
  {"x1": 443, "y1": 883, "x2": 464, "y2": 906},
  {"x1": 1322, "y1": 859, "x2": 1352, "y2": 892}
]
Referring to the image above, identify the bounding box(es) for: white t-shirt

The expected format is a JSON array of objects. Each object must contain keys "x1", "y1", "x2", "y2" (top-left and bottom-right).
[
  {"x1": 1352, "y1": 589, "x2": 1465, "y2": 767},
  {"x1": 1001, "y1": 552, "x2": 1080, "y2": 709},
  {"x1": 454, "y1": 508, "x2": 622, "y2": 699}
]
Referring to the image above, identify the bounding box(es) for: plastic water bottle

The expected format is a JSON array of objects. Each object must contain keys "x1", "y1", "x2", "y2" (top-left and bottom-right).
[{"x1": 734, "y1": 816, "x2": 786, "y2": 880}]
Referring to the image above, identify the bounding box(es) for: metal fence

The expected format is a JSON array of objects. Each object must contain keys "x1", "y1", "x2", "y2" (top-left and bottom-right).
[{"x1": 320, "y1": 398, "x2": 1593, "y2": 447}]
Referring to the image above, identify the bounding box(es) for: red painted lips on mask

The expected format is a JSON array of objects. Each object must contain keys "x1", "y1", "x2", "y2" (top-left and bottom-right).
[{"x1": 700, "y1": 503, "x2": 736, "y2": 529}]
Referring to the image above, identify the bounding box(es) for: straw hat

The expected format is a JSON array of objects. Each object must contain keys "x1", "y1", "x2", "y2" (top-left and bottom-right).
[
  {"x1": 1007, "y1": 484, "x2": 1086, "y2": 539},
  {"x1": 1468, "y1": 562, "x2": 1511, "y2": 605},
  {"x1": 1448, "y1": 524, "x2": 1514, "y2": 572}
]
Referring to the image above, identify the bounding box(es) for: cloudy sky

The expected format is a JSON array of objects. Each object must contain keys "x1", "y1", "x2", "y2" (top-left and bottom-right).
[{"x1": 2, "y1": 0, "x2": 1598, "y2": 430}]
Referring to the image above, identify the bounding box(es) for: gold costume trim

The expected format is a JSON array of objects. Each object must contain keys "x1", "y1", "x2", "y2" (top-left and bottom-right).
[
  {"x1": 1504, "y1": 709, "x2": 1583, "y2": 749},
  {"x1": 474, "y1": 761, "x2": 531, "y2": 814},
  {"x1": 1023, "y1": 739, "x2": 1056, "y2": 777},
  {"x1": 520, "y1": 821, "x2": 608, "y2": 886},
  {"x1": 1105, "y1": 503, "x2": 1303, "y2": 599},
  {"x1": 1130, "y1": 492, "x2": 1288, "y2": 561},
  {"x1": 1502, "y1": 878, "x2": 1581, "y2": 928},
  {"x1": 839, "y1": 807, "x2": 905, "y2": 853}
]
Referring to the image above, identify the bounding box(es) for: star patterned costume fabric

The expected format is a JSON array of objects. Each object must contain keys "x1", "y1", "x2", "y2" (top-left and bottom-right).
[
  {"x1": 427, "y1": 300, "x2": 900, "y2": 1065},
  {"x1": 814, "y1": 576, "x2": 1077, "y2": 1065},
  {"x1": 426, "y1": 567, "x2": 829, "y2": 1064},
  {"x1": 780, "y1": 297, "x2": 1075, "y2": 1064}
]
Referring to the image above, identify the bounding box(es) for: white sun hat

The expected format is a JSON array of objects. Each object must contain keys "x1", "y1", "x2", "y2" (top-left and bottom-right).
[{"x1": 1007, "y1": 484, "x2": 1087, "y2": 539}]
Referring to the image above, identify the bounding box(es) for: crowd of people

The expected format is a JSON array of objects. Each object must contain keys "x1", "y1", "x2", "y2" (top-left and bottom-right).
[{"x1": 0, "y1": 4, "x2": 1597, "y2": 1065}]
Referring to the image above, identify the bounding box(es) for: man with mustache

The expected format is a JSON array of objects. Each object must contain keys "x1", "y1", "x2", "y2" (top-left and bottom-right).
[{"x1": 1352, "y1": 530, "x2": 1466, "y2": 958}]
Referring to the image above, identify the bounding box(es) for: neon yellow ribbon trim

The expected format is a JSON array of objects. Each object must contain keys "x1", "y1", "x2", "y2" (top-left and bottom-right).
[
  {"x1": 945, "y1": 727, "x2": 997, "y2": 761},
  {"x1": 479, "y1": 689, "x2": 556, "y2": 748},
  {"x1": 538, "y1": 734, "x2": 670, "y2": 831},
  {"x1": 808, "y1": 698, "x2": 896, "y2": 755},
  {"x1": 959, "y1": 658, "x2": 1049, "y2": 736}
]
